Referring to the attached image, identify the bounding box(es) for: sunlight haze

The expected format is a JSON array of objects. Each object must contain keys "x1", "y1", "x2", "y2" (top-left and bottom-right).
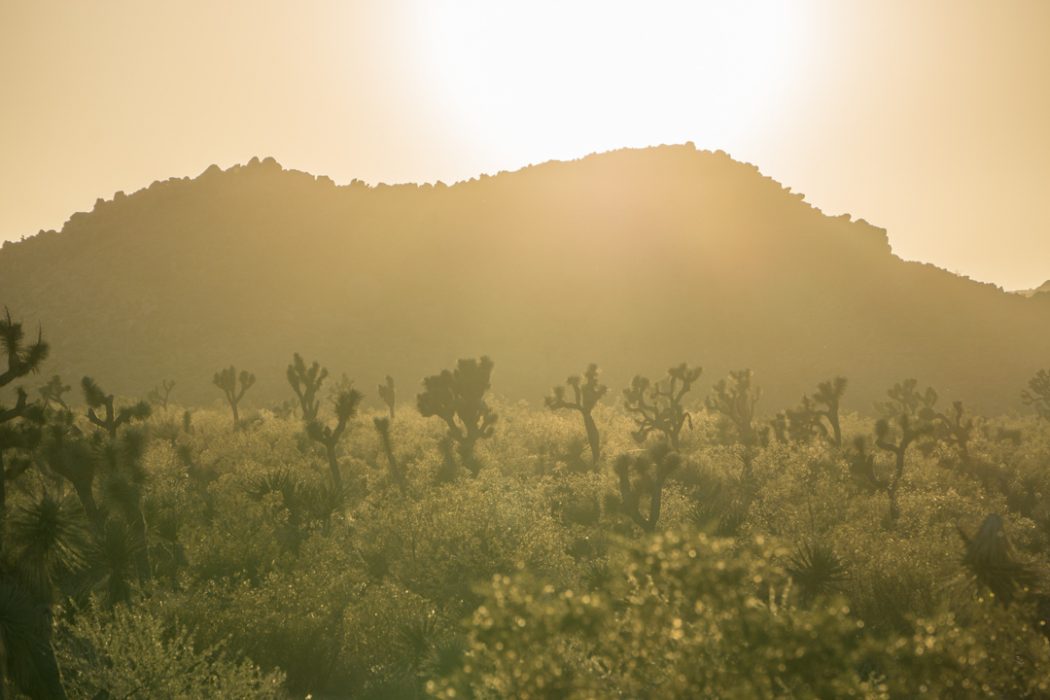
[{"x1": 1, "y1": 0, "x2": 1048, "y2": 289}]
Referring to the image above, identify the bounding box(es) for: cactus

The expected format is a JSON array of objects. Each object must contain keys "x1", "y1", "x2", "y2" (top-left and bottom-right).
[
  {"x1": 212, "y1": 366, "x2": 255, "y2": 430},
  {"x1": 1021, "y1": 369, "x2": 1050, "y2": 420},
  {"x1": 147, "y1": 379, "x2": 176, "y2": 410},
  {"x1": 612, "y1": 442, "x2": 681, "y2": 532},
  {"x1": 287, "y1": 353, "x2": 328, "y2": 421},
  {"x1": 545, "y1": 363, "x2": 607, "y2": 466},
  {"x1": 38, "y1": 374, "x2": 71, "y2": 410},
  {"x1": 378, "y1": 375, "x2": 396, "y2": 421},
  {"x1": 307, "y1": 388, "x2": 364, "y2": 491},
  {"x1": 417, "y1": 356, "x2": 497, "y2": 477},
  {"x1": 706, "y1": 369, "x2": 763, "y2": 447},
  {"x1": 374, "y1": 416, "x2": 406, "y2": 493},
  {"x1": 81, "y1": 377, "x2": 152, "y2": 438},
  {"x1": 622, "y1": 363, "x2": 701, "y2": 450},
  {"x1": 873, "y1": 380, "x2": 938, "y2": 522}
]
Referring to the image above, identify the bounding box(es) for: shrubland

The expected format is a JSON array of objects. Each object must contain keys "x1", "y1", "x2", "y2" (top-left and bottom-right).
[{"x1": 1, "y1": 313, "x2": 1049, "y2": 698}]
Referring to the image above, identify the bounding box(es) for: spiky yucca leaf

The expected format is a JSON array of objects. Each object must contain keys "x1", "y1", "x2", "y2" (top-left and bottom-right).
[{"x1": 787, "y1": 541, "x2": 848, "y2": 604}]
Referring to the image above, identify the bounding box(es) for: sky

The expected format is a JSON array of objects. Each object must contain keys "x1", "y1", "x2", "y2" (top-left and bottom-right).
[{"x1": 1, "y1": 0, "x2": 1048, "y2": 290}]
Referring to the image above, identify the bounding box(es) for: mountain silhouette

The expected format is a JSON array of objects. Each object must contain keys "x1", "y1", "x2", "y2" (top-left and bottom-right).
[{"x1": 1, "y1": 144, "x2": 1046, "y2": 414}]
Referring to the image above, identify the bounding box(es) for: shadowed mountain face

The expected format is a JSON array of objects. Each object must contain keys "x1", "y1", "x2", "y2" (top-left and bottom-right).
[{"x1": 1, "y1": 144, "x2": 1047, "y2": 413}]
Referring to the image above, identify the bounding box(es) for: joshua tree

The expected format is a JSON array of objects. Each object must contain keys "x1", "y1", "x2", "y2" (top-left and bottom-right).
[
  {"x1": 212, "y1": 366, "x2": 255, "y2": 429},
  {"x1": 873, "y1": 379, "x2": 937, "y2": 522},
  {"x1": 374, "y1": 416, "x2": 406, "y2": 494},
  {"x1": 307, "y1": 388, "x2": 363, "y2": 491},
  {"x1": 81, "y1": 377, "x2": 152, "y2": 438},
  {"x1": 38, "y1": 374, "x2": 71, "y2": 410},
  {"x1": 287, "y1": 353, "x2": 328, "y2": 421},
  {"x1": 378, "y1": 375, "x2": 396, "y2": 421},
  {"x1": 706, "y1": 369, "x2": 763, "y2": 447},
  {"x1": 935, "y1": 400, "x2": 975, "y2": 467},
  {"x1": 0, "y1": 311, "x2": 68, "y2": 698},
  {"x1": 147, "y1": 379, "x2": 176, "y2": 410},
  {"x1": 39, "y1": 413, "x2": 103, "y2": 531},
  {"x1": 1021, "y1": 369, "x2": 1050, "y2": 421},
  {"x1": 622, "y1": 363, "x2": 701, "y2": 450},
  {"x1": 0, "y1": 311, "x2": 49, "y2": 547},
  {"x1": 612, "y1": 442, "x2": 681, "y2": 532},
  {"x1": 772, "y1": 377, "x2": 848, "y2": 447},
  {"x1": 545, "y1": 363, "x2": 607, "y2": 466},
  {"x1": 417, "y1": 356, "x2": 497, "y2": 476}
]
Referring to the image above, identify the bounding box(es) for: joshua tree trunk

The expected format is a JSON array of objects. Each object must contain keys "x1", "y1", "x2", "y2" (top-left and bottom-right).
[
  {"x1": 829, "y1": 412, "x2": 842, "y2": 447},
  {"x1": 583, "y1": 411, "x2": 600, "y2": 466},
  {"x1": 325, "y1": 441, "x2": 342, "y2": 491},
  {"x1": 0, "y1": 452, "x2": 6, "y2": 554}
]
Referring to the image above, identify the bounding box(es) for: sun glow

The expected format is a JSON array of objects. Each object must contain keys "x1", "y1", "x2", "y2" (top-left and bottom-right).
[{"x1": 412, "y1": 1, "x2": 816, "y2": 169}]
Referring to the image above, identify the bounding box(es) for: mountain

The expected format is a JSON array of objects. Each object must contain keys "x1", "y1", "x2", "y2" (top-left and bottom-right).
[
  {"x1": 1015, "y1": 280, "x2": 1050, "y2": 298},
  {"x1": 1, "y1": 144, "x2": 1047, "y2": 414}
]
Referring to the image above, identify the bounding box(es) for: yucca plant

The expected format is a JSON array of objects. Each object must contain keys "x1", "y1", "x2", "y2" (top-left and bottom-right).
[
  {"x1": 958, "y1": 513, "x2": 1038, "y2": 607},
  {"x1": 7, "y1": 492, "x2": 90, "y2": 596},
  {"x1": 545, "y1": 363, "x2": 607, "y2": 466},
  {"x1": 786, "y1": 540, "x2": 848, "y2": 605}
]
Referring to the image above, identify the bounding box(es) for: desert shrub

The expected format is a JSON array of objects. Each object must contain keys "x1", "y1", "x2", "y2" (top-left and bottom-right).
[{"x1": 56, "y1": 602, "x2": 285, "y2": 699}]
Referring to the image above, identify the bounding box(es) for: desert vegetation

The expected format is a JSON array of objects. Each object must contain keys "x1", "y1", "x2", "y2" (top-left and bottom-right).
[{"x1": 1, "y1": 309, "x2": 1050, "y2": 698}]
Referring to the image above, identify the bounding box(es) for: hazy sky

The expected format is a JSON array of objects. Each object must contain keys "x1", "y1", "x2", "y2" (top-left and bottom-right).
[{"x1": 2, "y1": 1, "x2": 1047, "y2": 289}]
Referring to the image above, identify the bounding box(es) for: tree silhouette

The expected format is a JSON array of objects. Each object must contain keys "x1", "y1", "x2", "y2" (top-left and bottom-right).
[
  {"x1": 374, "y1": 416, "x2": 406, "y2": 494},
  {"x1": 378, "y1": 375, "x2": 396, "y2": 421},
  {"x1": 545, "y1": 363, "x2": 607, "y2": 466},
  {"x1": 0, "y1": 310, "x2": 68, "y2": 698},
  {"x1": 612, "y1": 442, "x2": 681, "y2": 532},
  {"x1": 307, "y1": 388, "x2": 363, "y2": 491},
  {"x1": 1021, "y1": 369, "x2": 1050, "y2": 420},
  {"x1": 935, "y1": 400, "x2": 975, "y2": 468},
  {"x1": 706, "y1": 369, "x2": 763, "y2": 447},
  {"x1": 147, "y1": 379, "x2": 176, "y2": 410},
  {"x1": 212, "y1": 366, "x2": 255, "y2": 430},
  {"x1": 622, "y1": 363, "x2": 701, "y2": 450},
  {"x1": 873, "y1": 380, "x2": 937, "y2": 522},
  {"x1": 0, "y1": 310, "x2": 49, "y2": 548},
  {"x1": 417, "y1": 357, "x2": 497, "y2": 477},
  {"x1": 287, "y1": 353, "x2": 328, "y2": 421},
  {"x1": 771, "y1": 377, "x2": 847, "y2": 447},
  {"x1": 81, "y1": 377, "x2": 151, "y2": 438},
  {"x1": 38, "y1": 374, "x2": 71, "y2": 411}
]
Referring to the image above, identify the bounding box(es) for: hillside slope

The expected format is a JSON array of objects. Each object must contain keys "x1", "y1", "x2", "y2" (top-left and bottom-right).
[{"x1": 1, "y1": 144, "x2": 1046, "y2": 413}]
